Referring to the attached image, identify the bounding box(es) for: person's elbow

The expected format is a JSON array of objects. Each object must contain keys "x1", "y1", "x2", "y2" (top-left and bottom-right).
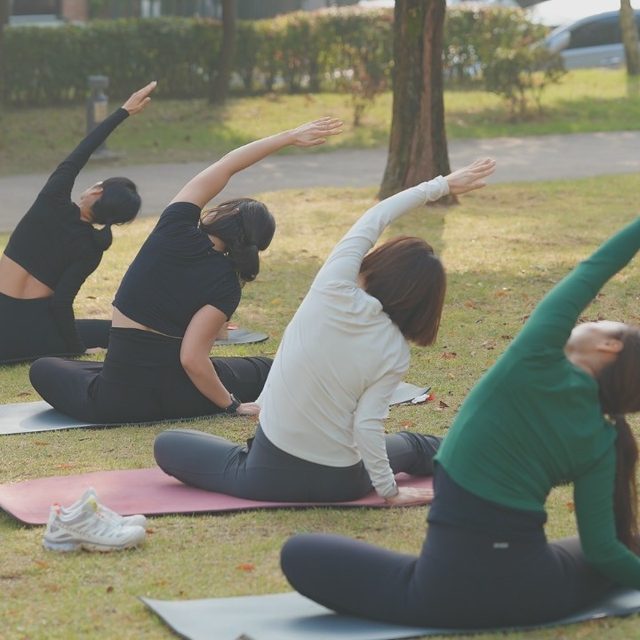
[{"x1": 179, "y1": 348, "x2": 207, "y2": 377}]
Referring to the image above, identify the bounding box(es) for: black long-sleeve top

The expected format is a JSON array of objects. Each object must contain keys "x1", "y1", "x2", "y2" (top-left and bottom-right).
[{"x1": 3, "y1": 108, "x2": 129, "y2": 352}]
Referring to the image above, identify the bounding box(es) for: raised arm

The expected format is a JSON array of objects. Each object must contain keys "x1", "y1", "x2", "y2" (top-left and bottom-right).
[
  {"x1": 38, "y1": 81, "x2": 156, "y2": 206},
  {"x1": 169, "y1": 117, "x2": 343, "y2": 208},
  {"x1": 514, "y1": 217, "x2": 640, "y2": 352},
  {"x1": 313, "y1": 158, "x2": 496, "y2": 288}
]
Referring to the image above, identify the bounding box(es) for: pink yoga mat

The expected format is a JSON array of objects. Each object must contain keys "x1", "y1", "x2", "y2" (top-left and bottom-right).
[{"x1": 0, "y1": 468, "x2": 433, "y2": 525}]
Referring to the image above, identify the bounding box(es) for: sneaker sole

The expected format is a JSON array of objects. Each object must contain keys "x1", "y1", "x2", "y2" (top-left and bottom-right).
[{"x1": 43, "y1": 539, "x2": 144, "y2": 552}]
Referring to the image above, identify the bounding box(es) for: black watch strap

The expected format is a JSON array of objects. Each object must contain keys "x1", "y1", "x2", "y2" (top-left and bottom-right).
[{"x1": 224, "y1": 393, "x2": 241, "y2": 414}]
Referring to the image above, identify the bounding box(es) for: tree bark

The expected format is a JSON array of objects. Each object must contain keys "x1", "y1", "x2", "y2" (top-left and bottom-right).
[
  {"x1": 379, "y1": 0, "x2": 453, "y2": 201},
  {"x1": 0, "y1": 0, "x2": 10, "y2": 104},
  {"x1": 209, "y1": 0, "x2": 236, "y2": 104},
  {"x1": 620, "y1": 0, "x2": 640, "y2": 76}
]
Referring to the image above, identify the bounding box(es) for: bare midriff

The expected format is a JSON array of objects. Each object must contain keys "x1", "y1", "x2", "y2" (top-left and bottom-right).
[{"x1": 0, "y1": 254, "x2": 54, "y2": 299}]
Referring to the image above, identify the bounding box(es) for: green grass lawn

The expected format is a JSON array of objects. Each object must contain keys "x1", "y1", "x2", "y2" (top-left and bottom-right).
[
  {"x1": 1, "y1": 175, "x2": 640, "y2": 639},
  {"x1": 1, "y1": 68, "x2": 640, "y2": 176}
]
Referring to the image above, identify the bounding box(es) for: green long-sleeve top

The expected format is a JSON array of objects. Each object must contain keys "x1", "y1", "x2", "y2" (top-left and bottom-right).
[{"x1": 436, "y1": 217, "x2": 640, "y2": 588}]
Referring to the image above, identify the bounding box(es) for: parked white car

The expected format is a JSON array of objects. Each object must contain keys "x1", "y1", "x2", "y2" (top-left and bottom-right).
[{"x1": 544, "y1": 10, "x2": 640, "y2": 69}]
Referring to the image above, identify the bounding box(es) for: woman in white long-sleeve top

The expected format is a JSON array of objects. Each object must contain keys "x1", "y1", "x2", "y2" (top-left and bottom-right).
[{"x1": 153, "y1": 158, "x2": 496, "y2": 503}]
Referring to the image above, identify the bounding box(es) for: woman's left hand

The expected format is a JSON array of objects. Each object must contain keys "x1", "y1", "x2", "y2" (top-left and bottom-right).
[
  {"x1": 236, "y1": 402, "x2": 261, "y2": 416},
  {"x1": 121, "y1": 81, "x2": 157, "y2": 116},
  {"x1": 289, "y1": 117, "x2": 343, "y2": 147}
]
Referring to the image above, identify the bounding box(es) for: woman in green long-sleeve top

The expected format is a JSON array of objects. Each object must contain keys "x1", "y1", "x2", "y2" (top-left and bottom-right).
[{"x1": 280, "y1": 217, "x2": 640, "y2": 629}]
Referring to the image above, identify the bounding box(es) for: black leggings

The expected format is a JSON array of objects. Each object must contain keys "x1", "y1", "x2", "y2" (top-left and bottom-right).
[
  {"x1": 154, "y1": 424, "x2": 441, "y2": 502},
  {"x1": 280, "y1": 466, "x2": 613, "y2": 629},
  {"x1": 29, "y1": 328, "x2": 272, "y2": 423},
  {"x1": 0, "y1": 292, "x2": 110, "y2": 362}
]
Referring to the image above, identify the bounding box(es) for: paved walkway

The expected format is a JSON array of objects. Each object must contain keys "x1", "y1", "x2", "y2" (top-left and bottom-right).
[{"x1": 1, "y1": 130, "x2": 639, "y2": 232}]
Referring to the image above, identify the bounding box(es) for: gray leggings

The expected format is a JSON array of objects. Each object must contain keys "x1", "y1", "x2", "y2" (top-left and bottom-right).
[
  {"x1": 154, "y1": 425, "x2": 441, "y2": 502},
  {"x1": 280, "y1": 467, "x2": 614, "y2": 628}
]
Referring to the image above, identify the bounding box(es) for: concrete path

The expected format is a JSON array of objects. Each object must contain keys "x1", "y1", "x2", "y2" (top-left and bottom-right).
[{"x1": 1, "y1": 130, "x2": 639, "y2": 232}]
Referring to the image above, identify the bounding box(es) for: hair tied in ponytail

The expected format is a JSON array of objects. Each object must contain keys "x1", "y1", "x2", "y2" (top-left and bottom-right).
[
  {"x1": 230, "y1": 243, "x2": 260, "y2": 283},
  {"x1": 92, "y1": 225, "x2": 113, "y2": 251}
]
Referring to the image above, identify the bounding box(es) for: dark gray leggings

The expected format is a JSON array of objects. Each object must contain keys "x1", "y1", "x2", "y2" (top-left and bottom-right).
[
  {"x1": 0, "y1": 290, "x2": 110, "y2": 362},
  {"x1": 154, "y1": 425, "x2": 441, "y2": 502},
  {"x1": 30, "y1": 328, "x2": 272, "y2": 423},
  {"x1": 280, "y1": 467, "x2": 613, "y2": 629}
]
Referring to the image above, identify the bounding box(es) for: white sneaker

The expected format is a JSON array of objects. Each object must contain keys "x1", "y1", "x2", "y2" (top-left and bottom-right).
[
  {"x1": 43, "y1": 499, "x2": 146, "y2": 552},
  {"x1": 60, "y1": 487, "x2": 147, "y2": 529}
]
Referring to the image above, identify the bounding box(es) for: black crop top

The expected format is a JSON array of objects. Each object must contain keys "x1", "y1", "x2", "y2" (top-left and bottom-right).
[
  {"x1": 113, "y1": 202, "x2": 242, "y2": 337},
  {"x1": 3, "y1": 108, "x2": 130, "y2": 352}
]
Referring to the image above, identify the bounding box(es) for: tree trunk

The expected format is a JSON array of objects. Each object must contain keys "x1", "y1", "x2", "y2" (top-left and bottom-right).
[
  {"x1": 209, "y1": 0, "x2": 236, "y2": 104},
  {"x1": 620, "y1": 0, "x2": 640, "y2": 76},
  {"x1": 379, "y1": 0, "x2": 453, "y2": 202},
  {"x1": 0, "y1": 0, "x2": 9, "y2": 105}
]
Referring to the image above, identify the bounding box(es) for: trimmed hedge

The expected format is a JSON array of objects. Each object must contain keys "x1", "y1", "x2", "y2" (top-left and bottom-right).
[{"x1": 3, "y1": 6, "x2": 550, "y2": 106}]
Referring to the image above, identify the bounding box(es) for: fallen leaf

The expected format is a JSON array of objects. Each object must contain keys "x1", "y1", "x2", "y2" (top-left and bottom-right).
[
  {"x1": 566, "y1": 501, "x2": 575, "y2": 513},
  {"x1": 237, "y1": 563, "x2": 255, "y2": 572},
  {"x1": 400, "y1": 420, "x2": 415, "y2": 429},
  {"x1": 106, "y1": 585, "x2": 114, "y2": 593},
  {"x1": 441, "y1": 352, "x2": 457, "y2": 360},
  {"x1": 464, "y1": 300, "x2": 477, "y2": 309}
]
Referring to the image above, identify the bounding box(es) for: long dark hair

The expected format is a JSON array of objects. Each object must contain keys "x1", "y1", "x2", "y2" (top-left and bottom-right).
[
  {"x1": 597, "y1": 326, "x2": 640, "y2": 554},
  {"x1": 200, "y1": 198, "x2": 275, "y2": 283},
  {"x1": 359, "y1": 236, "x2": 446, "y2": 346}
]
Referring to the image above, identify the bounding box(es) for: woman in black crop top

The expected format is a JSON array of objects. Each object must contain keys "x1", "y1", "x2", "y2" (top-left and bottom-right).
[
  {"x1": 29, "y1": 117, "x2": 343, "y2": 424},
  {"x1": 0, "y1": 81, "x2": 156, "y2": 363}
]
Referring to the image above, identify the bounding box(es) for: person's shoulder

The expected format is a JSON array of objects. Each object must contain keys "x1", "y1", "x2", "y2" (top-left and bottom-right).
[{"x1": 162, "y1": 201, "x2": 202, "y2": 219}]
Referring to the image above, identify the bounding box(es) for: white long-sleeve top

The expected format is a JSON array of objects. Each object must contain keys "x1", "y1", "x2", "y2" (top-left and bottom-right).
[{"x1": 258, "y1": 177, "x2": 450, "y2": 497}]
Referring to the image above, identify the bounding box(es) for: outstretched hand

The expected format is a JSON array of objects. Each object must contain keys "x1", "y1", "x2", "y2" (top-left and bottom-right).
[
  {"x1": 445, "y1": 158, "x2": 496, "y2": 195},
  {"x1": 384, "y1": 486, "x2": 433, "y2": 507},
  {"x1": 121, "y1": 81, "x2": 157, "y2": 116},
  {"x1": 289, "y1": 116, "x2": 343, "y2": 147}
]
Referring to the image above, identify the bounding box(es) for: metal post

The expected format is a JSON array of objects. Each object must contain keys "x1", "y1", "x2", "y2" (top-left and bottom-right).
[{"x1": 86, "y1": 75, "x2": 109, "y2": 156}]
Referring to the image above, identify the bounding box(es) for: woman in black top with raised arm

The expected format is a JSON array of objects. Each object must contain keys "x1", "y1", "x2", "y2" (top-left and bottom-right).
[
  {"x1": 29, "y1": 117, "x2": 343, "y2": 424},
  {"x1": 0, "y1": 81, "x2": 156, "y2": 363}
]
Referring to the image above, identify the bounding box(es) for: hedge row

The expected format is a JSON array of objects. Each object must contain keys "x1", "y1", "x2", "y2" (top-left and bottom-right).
[{"x1": 3, "y1": 5, "x2": 547, "y2": 106}]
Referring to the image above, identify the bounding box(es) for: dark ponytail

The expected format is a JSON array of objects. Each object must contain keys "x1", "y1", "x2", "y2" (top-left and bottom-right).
[
  {"x1": 92, "y1": 225, "x2": 113, "y2": 251},
  {"x1": 200, "y1": 198, "x2": 275, "y2": 283},
  {"x1": 597, "y1": 327, "x2": 640, "y2": 554},
  {"x1": 611, "y1": 415, "x2": 639, "y2": 553}
]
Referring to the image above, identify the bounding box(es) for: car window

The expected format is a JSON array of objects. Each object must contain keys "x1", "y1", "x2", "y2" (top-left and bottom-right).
[
  {"x1": 565, "y1": 12, "x2": 640, "y2": 51},
  {"x1": 568, "y1": 16, "x2": 621, "y2": 49}
]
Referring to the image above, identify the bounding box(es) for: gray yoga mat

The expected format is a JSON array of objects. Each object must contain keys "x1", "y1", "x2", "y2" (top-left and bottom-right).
[
  {"x1": 0, "y1": 383, "x2": 429, "y2": 435},
  {"x1": 214, "y1": 328, "x2": 269, "y2": 346},
  {"x1": 141, "y1": 588, "x2": 640, "y2": 640}
]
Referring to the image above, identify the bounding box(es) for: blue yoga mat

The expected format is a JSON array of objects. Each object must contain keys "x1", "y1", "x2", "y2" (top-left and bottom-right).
[{"x1": 141, "y1": 589, "x2": 640, "y2": 640}]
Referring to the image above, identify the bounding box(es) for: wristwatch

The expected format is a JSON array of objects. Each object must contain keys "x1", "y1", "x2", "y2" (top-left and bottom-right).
[{"x1": 224, "y1": 393, "x2": 241, "y2": 414}]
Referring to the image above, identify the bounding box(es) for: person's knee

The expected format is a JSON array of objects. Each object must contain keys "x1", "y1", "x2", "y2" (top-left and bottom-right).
[
  {"x1": 154, "y1": 430, "x2": 181, "y2": 470},
  {"x1": 29, "y1": 357, "x2": 58, "y2": 397},
  {"x1": 280, "y1": 535, "x2": 305, "y2": 582}
]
